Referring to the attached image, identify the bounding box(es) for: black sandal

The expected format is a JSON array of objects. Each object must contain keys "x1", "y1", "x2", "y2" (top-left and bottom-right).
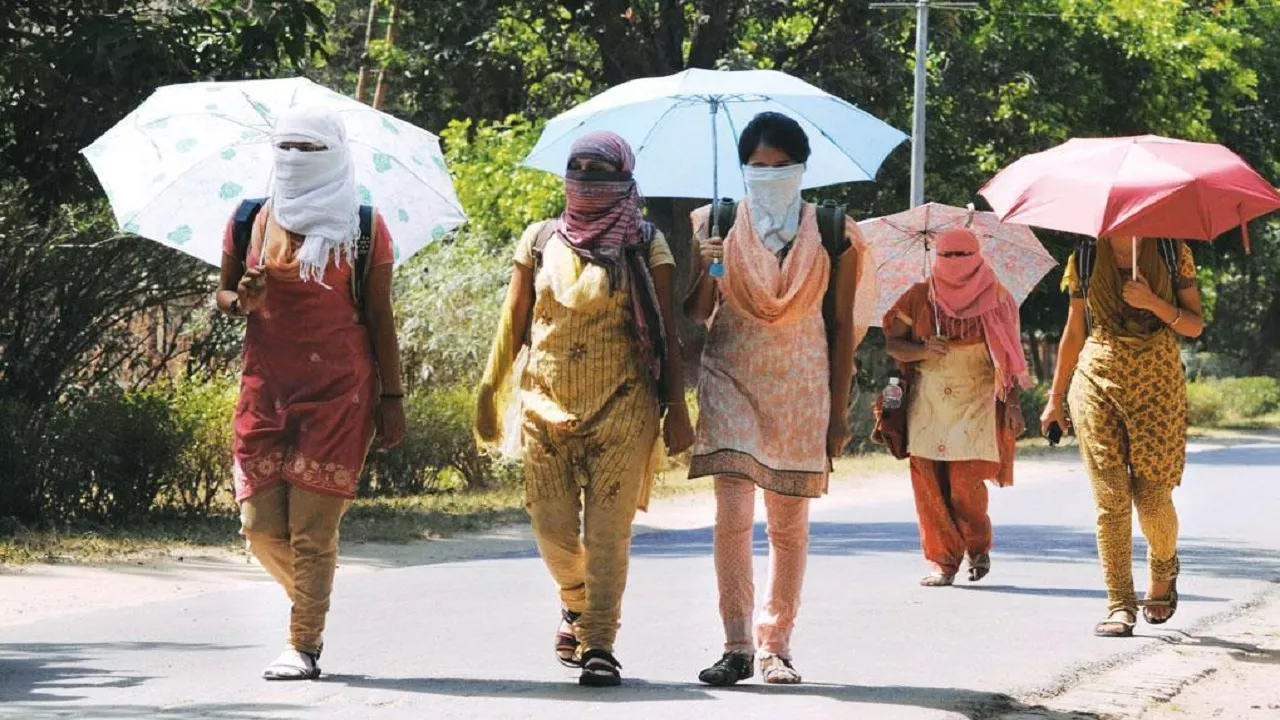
[
  {"x1": 968, "y1": 553, "x2": 991, "y2": 583},
  {"x1": 578, "y1": 649, "x2": 622, "y2": 687},
  {"x1": 698, "y1": 651, "x2": 754, "y2": 687},
  {"x1": 556, "y1": 608, "x2": 582, "y2": 667}
]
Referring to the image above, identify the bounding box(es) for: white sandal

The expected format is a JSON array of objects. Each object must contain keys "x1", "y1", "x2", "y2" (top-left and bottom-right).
[
  {"x1": 759, "y1": 652, "x2": 802, "y2": 685},
  {"x1": 262, "y1": 647, "x2": 321, "y2": 681}
]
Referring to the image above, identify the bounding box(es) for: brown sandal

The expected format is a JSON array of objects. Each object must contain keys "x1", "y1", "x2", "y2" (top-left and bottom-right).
[
  {"x1": 1094, "y1": 610, "x2": 1137, "y2": 638},
  {"x1": 1140, "y1": 578, "x2": 1179, "y2": 625}
]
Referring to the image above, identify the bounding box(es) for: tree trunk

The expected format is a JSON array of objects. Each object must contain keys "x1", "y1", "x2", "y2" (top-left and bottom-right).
[
  {"x1": 1251, "y1": 286, "x2": 1280, "y2": 374},
  {"x1": 372, "y1": 0, "x2": 402, "y2": 110},
  {"x1": 354, "y1": 0, "x2": 380, "y2": 104}
]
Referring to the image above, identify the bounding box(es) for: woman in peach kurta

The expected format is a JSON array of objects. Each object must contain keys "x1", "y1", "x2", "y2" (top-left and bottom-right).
[
  {"x1": 685, "y1": 112, "x2": 875, "y2": 687},
  {"x1": 885, "y1": 228, "x2": 1028, "y2": 587}
]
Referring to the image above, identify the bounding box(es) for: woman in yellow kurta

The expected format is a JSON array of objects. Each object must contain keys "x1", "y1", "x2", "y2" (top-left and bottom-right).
[
  {"x1": 1041, "y1": 236, "x2": 1203, "y2": 637},
  {"x1": 475, "y1": 132, "x2": 694, "y2": 687}
]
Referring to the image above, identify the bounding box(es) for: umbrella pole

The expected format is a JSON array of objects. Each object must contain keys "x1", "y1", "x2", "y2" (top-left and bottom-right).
[
  {"x1": 1132, "y1": 236, "x2": 1138, "y2": 281},
  {"x1": 709, "y1": 99, "x2": 725, "y2": 278}
]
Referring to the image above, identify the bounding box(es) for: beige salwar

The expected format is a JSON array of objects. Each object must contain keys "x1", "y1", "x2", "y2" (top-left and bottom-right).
[
  {"x1": 240, "y1": 482, "x2": 350, "y2": 654},
  {"x1": 514, "y1": 222, "x2": 671, "y2": 653}
]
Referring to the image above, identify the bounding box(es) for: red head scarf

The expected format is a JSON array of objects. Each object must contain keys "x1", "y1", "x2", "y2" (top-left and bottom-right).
[
  {"x1": 932, "y1": 228, "x2": 1030, "y2": 396},
  {"x1": 558, "y1": 131, "x2": 666, "y2": 386}
]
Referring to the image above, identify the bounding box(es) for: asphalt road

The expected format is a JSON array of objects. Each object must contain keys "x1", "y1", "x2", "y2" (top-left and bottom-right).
[{"x1": 3, "y1": 439, "x2": 1279, "y2": 720}]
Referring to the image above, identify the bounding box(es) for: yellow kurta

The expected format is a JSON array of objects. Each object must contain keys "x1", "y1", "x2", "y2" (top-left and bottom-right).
[{"x1": 513, "y1": 221, "x2": 674, "y2": 510}]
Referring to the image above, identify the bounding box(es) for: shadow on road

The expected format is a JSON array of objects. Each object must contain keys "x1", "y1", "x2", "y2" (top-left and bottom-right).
[
  {"x1": 956, "y1": 585, "x2": 1227, "y2": 603},
  {"x1": 1185, "y1": 444, "x2": 1280, "y2": 467},
  {"x1": 625, "y1": 521, "x2": 1280, "y2": 582},
  {"x1": 0, "y1": 703, "x2": 299, "y2": 720},
  {"x1": 326, "y1": 674, "x2": 1102, "y2": 718},
  {"x1": 0, "y1": 642, "x2": 251, "y2": 705}
]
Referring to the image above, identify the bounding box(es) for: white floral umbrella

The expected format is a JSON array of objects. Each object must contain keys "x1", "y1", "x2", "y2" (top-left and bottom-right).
[{"x1": 80, "y1": 77, "x2": 467, "y2": 267}]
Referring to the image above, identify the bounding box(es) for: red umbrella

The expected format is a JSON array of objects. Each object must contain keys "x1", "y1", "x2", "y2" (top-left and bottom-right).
[{"x1": 979, "y1": 135, "x2": 1280, "y2": 255}]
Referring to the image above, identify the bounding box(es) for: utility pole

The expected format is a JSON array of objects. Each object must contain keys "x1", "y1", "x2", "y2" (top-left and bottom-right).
[{"x1": 871, "y1": 1, "x2": 979, "y2": 207}]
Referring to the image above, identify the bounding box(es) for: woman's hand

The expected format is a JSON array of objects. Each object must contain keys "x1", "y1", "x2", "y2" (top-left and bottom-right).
[
  {"x1": 663, "y1": 402, "x2": 695, "y2": 456},
  {"x1": 827, "y1": 414, "x2": 853, "y2": 458},
  {"x1": 923, "y1": 337, "x2": 950, "y2": 358},
  {"x1": 236, "y1": 266, "x2": 268, "y2": 313},
  {"x1": 1122, "y1": 271, "x2": 1161, "y2": 312},
  {"x1": 375, "y1": 397, "x2": 407, "y2": 450},
  {"x1": 1040, "y1": 395, "x2": 1069, "y2": 437},
  {"x1": 697, "y1": 235, "x2": 724, "y2": 272}
]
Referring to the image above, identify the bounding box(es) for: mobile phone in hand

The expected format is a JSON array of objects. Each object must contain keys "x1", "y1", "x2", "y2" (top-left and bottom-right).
[{"x1": 1046, "y1": 421, "x2": 1063, "y2": 446}]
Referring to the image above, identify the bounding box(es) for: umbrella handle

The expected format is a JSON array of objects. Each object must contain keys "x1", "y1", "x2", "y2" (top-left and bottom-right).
[{"x1": 709, "y1": 99, "x2": 725, "y2": 278}]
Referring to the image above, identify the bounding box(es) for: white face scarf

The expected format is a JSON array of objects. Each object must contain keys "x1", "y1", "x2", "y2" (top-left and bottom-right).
[
  {"x1": 743, "y1": 164, "x2": 805, "y2": 253},
  {"x1": 270, "y1": 107, "x2": 360, "y2": 285}
]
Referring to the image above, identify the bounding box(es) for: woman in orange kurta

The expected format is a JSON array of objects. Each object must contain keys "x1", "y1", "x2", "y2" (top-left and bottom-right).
[{"x1": 885, "y1": 228, "x2": 1028, "y2": 587}]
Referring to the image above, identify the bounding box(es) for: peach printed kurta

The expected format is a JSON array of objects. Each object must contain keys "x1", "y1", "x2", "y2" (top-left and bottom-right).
[{"x1": 688, "y1": 202, "x2": 852, "y2": 498}]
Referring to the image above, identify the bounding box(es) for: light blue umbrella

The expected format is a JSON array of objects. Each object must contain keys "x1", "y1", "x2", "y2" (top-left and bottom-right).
[{"x1": 523, "y1": 69, "x2": 907, "y2": 204}]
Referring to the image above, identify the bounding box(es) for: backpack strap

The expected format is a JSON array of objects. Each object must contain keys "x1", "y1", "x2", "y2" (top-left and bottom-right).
[
  {"x1": 1159, "y1": 238, "x2": 1181, "y2": 307},
  {"x1": 712, "y1": 199, "x2": 737, "y2": 239},
  {"x1": 1075, "y1": 239, "x2": 1099, "y2": 335},
  {"x1": 351, "y1": 205, "x2": 374, "y2": 308},
  {"x1": 530, "y1": 219, "x2": 559, "y2": 276},
  {"x1": 232, "y1": 198, "x2": 268, "y2": 264},
  {"x1": 815, "y1": 201, "x2": 849, "y2": 349},
  {"x1": 815, "y1": 200, "x2": 850, "y2": 260}
]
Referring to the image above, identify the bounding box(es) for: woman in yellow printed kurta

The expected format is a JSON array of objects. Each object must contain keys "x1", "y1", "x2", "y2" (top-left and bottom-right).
[
  {"x1": 475, "y1": 132, "x2": 694, "y2": 687},
  {"x1": 1041, "y1": 236, "x2": 1204, "y2": 638}
]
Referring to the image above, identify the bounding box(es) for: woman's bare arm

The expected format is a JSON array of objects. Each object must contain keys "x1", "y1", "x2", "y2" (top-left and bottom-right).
[{"x1": 364, "y1": 264, "x2": 404, "y2": 395}]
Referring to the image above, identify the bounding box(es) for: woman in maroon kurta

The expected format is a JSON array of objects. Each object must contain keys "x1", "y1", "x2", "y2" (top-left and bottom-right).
[{"x1": 215, "y1": 107, "x2": 405, "y2": 681}]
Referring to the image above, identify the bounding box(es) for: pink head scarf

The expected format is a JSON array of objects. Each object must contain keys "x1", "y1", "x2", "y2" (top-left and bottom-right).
[
  {"x1": 932, "y1": 228, "x2": 1030, "y2": 396},
  {"x1": 557, "y1": 131, "x2": 666, "y2": 386}
]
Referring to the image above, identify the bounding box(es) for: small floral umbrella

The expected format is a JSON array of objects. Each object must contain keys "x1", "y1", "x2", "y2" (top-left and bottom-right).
[
  {"x1": 81, "y1": 77, "x2": 467, "y2": 267},
  {"x1": 858, "y1": 202, "x2": 1057, "y2": 325}
]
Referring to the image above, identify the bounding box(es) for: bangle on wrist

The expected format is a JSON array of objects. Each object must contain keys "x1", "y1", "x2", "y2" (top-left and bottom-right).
[
  {"x1": 1169, "y1": 308, "x2": 1183, "y2": 327},
  {"x1": 229, "y1": 297, "x2": 244, "y2": 316}
]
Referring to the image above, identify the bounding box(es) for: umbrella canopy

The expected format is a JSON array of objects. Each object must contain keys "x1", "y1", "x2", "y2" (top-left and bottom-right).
[
  {"x1": 858, "y1": 203, "x2": 1057, "y2": 324},
  {"x1": 979, "y1": 135, "x2": 1280, "y2": 252},
  {"x1": 523, "y1": 69, "x2": 907, "y2": 200},
  {"x1": 81, "y1": 77, "x2": 467, "y2": 267}
]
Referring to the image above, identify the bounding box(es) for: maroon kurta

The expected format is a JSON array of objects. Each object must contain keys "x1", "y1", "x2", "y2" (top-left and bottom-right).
[{"x1": 223, "y1": 210, "x2": 394, "y2": 501}]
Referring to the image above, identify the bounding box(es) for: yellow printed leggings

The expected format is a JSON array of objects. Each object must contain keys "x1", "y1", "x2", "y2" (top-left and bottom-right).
[{"x1": 1069, "y1": 333, "x2": 1185, "y2": 614}]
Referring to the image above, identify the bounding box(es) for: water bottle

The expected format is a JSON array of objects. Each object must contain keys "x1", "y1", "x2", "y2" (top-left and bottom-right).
[
  {"x1": 882, "y1": 377, "x2": 903, "y2": 410},
  {"x1": 709, "y1": 259, "x2": 725, "y2": 278}
]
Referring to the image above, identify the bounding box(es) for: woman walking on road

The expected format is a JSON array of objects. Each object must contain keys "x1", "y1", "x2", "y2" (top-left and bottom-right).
[
  {"x1": 215, "y1": 107, "x2": 406, "y2": 680},
  {"x1": 475, "y1": 131, "x2": 694, "y2": 687},
  {"x1": 685, "y1": 112, "x2": 876, "y2": 686},
  {"x1": 1041, "y1": 236, "x2": 1203, "y2": 637},
  {"x1": 883, "y1": 227, "x2": 1029, "y2": 587}
]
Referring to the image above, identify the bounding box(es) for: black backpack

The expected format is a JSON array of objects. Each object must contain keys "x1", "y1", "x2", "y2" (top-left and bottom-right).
[
  {"x1": 231, "y1": 198, "x2": 376, "y2": 306},
  {"x1": 1075, "y1": 237, "x2": 1181, "y2": 333},
  {"x1": 708, "y1": 199, "x2": 852, "y2": 340}
]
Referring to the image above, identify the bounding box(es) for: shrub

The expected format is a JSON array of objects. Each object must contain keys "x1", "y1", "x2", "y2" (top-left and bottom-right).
[
  {"x1": 0, "y1": 389, "x2": 188, "y2": 526},
  {"x1": 1186, "y1": 381, "x2": 1226, "y2": 427},
  {"x1": 363, "y1": 385, "x2": 518, "y2": 496},
  {"x1": 1186, "y1": 376, "x2": 1280, "y2": 426},
  {"x1": 1018, "y1": 383, "x2": 1051, "y2": 438},
  {"x1": 165, "y1": 376, "x2": 238, "y2": 515}
]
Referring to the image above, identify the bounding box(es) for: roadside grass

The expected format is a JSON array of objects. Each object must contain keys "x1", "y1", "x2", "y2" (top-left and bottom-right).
[{"x1": 0, "y1": 427, "x2": 1251, "y2": 567}]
